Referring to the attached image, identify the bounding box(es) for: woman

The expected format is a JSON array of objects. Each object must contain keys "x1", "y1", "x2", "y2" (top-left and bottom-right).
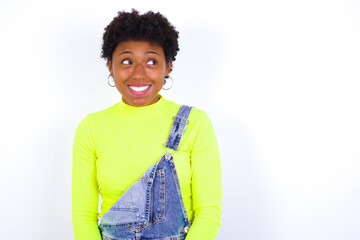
[{"x1": 72, "y1": 9, "x2": 222, "y2": 240}]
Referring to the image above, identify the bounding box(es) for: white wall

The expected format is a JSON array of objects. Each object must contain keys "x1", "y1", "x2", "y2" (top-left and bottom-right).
[{"x1": 0, "y1": 0, "x2": 359, "y2": 239}]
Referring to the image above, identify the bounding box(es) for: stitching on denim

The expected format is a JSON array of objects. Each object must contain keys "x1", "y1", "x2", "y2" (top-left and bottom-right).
[
  {"x1": 145, "y1": 169, "x2": 165, "y2": 229},
  {"x1": 144, "y1": 161, "x2": 160, "y2": 225},
  {"x1": 100, "y1": 221, "x2": 145, "y2": 228},
  {"x1": 137, "y1": 178, "x2": 153, "y2": 182},
  {"x1": 128, "y1": 169, "x2": 166, "y2": 232},
  {"x1": 168, "y1": 158, "x2": 191, "y2": 227},
  {"x1": 146, "y1": 233, "x2": 186, "y2": 240},
  {"x1": 165, "y1": 105, "x2": 192, "y2": 151},
  {"x1": 101, "y1": 233, "x2": 123, "y2": 240},
  {"x1": 155, "y1": 168, "x2": 165, "y2": 176},
  {"x1": 109, "y1": 206, "x2": 139, "y2": 212}
]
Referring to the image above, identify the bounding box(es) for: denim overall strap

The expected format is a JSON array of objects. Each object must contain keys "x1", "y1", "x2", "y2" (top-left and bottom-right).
[{"x1": 165, "y1": 105, "x2": 193, "y2": 151}]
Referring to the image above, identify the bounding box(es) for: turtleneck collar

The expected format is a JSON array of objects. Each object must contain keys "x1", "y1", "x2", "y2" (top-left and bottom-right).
[{"x1": 116, "y1": 94, "x2": 167, "y2": 119}]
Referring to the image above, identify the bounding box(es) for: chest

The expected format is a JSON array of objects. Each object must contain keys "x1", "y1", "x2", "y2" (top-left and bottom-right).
[{"x1": 94, "y1": 122, "x2": 193, "y2": 199}]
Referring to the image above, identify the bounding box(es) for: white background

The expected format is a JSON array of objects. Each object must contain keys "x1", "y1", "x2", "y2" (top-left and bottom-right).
[{"x1": 0, "y1": 0, "x2": 359, "y2": 239}]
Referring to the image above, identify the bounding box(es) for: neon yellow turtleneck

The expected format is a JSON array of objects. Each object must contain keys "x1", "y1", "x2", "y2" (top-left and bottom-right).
[{"x1": 72, "y1": 94, "x2": 222, "y2": 240}]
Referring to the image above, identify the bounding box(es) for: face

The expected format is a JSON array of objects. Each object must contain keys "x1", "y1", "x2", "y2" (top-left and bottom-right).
[{"x1": 108, "y1": 40, "x2": 172, "y2": 107}]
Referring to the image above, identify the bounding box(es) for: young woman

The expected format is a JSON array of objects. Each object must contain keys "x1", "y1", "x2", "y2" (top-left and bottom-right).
[{"x1": 72, "y1": 9, "x2": 222, "y2": 240}]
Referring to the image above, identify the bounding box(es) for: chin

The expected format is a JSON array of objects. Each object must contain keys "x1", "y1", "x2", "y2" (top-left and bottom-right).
[{"x1": 126, "y1": 98, "x2": 150, "y2": 107}]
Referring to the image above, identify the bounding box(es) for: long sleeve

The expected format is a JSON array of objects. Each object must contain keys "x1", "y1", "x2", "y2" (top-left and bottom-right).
[
  {"x1": 185, "y1": 111, "x2": 223, "y2": 240},
  {"x1": 72, "y1": 115, "x2": 102, "y2": 240}
]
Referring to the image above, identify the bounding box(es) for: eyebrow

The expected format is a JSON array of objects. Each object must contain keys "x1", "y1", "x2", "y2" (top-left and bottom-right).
[
  {"x1": 146, "y1": 51, "x2": 160, "y2": 56},
  {"x1": 118, "y1": 51, "x2": 132, "y2": 56},
  {"x1": 118, "y1": 51, "x2": 160, "y2": 56}
]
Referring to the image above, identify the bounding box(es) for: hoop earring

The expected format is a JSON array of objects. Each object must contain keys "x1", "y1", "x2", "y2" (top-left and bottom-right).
[
  {"x1": 108, "y1": 74, "x2": 115, "y2": 87},
  {"x1": 162, "y1": 75, "x2": 173, "y2": 90}
]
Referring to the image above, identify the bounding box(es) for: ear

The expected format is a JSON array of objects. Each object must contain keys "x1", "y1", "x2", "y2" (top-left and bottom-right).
[
  {"x1": 107, "y1": 59, "x2": 113, "y2": 75},
  {"x1": 165, "y1": 60, "x2": 172, "y2": 76}
]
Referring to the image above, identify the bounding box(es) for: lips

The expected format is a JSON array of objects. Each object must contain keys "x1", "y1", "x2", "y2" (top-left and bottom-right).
[{"x1": 127, "y1": 84, "x2": 152, "y2": 95}]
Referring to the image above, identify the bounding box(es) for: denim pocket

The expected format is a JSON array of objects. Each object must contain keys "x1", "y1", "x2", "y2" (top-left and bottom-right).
[{"x1": 151, "y1": 168, "x2": 166, "y2": 223}]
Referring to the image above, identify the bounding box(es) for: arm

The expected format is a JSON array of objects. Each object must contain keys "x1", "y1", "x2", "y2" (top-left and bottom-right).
[
  {"x1": 186, "y1": 111, "x2": 223, "y2": 240},
  {"x1": 72, "y1": 115, "x2": 102, "y2": 240}
]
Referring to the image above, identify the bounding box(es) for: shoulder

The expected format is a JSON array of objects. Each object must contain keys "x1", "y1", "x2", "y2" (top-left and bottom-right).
[
  {"x1": 168, "y1": 100, "x2": 213, "y2": 132},
  {"x1": 88, "y1": 103, "x2": 119, "y2": 119},
  {"x1": 189, "y1": 107, "x2": 209, "y2": 122},
  {"x1": 165, "y1": 99, "x2": 209, "y2": 122},
  {"x1": 75, "y1": 103, "x2": 119, "y2": 129},
  {"x1": 175, "y1": 104, "x2": 218, "y2": 150},
  {"x1": 188, "y1": 107, "x2": 214, "y2": 135}
]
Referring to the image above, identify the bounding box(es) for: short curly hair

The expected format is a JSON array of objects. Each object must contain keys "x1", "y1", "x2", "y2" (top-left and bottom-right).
[{"x1": 101, "y1": 9, "x2": 179, "y2": 71}]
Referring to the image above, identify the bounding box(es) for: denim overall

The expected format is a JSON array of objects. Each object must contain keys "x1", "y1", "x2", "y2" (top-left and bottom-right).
[{"x1": 98, "y1": 105, "x2": 193, "y2": 240}]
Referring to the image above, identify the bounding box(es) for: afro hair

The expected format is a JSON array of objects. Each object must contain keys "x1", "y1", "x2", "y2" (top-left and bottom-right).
[{"x1": 101, "y1": 9, "x2": 179, "y2": 71}]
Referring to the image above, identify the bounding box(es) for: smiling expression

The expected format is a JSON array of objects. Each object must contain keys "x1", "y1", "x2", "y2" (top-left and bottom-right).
[{"x1": 108, "y1": 40, "x2": 172, "y2": 107}]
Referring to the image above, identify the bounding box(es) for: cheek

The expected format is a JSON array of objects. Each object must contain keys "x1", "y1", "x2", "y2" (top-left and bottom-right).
[
  {"x1": 146, "y1": 69, "x2": 166, "y2": 80},
  {"x1": 114, "y1": 70, "x2": 131, "y2": 81}
]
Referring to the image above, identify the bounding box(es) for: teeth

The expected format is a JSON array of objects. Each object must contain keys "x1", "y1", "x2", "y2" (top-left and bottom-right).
[{"x1": 129, "y1": 85, "x2": 150, "y2": 92}]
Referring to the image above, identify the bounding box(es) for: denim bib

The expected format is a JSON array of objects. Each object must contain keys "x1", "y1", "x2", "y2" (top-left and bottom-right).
[{"x1": 98, "y1": 105, "x2": 193, "y2": 240}]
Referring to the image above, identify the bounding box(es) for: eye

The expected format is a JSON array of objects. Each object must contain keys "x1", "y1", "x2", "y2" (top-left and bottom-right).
[
  {"x1": 147, "y1": 59, "x2": 157, "y2": 65},
  {"x1": 122, "y1": 59, "x2": 132, "y2": 65}
]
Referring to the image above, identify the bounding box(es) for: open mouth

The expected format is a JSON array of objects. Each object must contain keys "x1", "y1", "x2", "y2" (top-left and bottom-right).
[{"x1": 128, "y1": 85, "x2": 152, "y2": 95}]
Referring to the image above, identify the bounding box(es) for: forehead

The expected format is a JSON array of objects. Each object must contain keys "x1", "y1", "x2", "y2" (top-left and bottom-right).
[{"x1": 114, "y1": 40, "x2": 164, "y2": 55}]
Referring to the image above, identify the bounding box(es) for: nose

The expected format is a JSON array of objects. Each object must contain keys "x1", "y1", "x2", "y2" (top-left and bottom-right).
[{"x1": 131, "y1": 63, "x2": 146, "y2": 79}]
